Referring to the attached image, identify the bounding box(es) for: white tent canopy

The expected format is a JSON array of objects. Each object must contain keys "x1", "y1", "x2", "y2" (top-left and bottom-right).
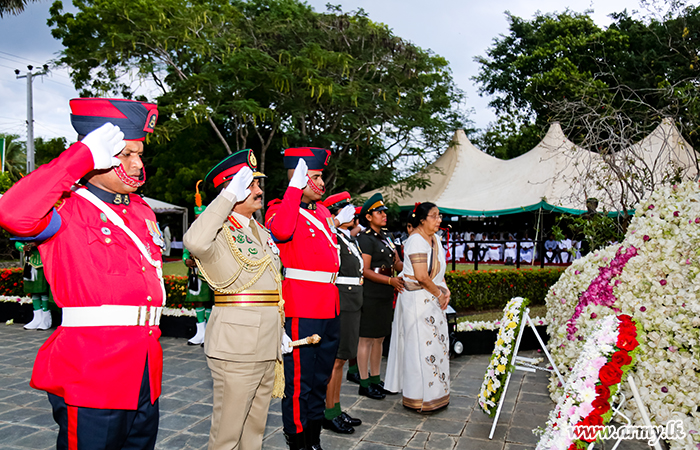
[
  {"x1": 143, "y1": 197, "x2": 189, "y2": 238},
  {"x1": 365, "y1": 119, "x2": 698, "y2": 216}
]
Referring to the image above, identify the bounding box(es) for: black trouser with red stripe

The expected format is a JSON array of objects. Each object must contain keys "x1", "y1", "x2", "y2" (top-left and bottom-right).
[
  {"x1": 282, "y1": 316, "x2": 340, "y2": 434},
  {"x1": 48, "y1": 361, "x2": 159, "y2": 450}
]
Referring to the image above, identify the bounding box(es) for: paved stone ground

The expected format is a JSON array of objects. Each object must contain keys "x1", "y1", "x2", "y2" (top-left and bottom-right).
[{"x1": 0, "y1": 323, "x2": 648, "y2": 450}]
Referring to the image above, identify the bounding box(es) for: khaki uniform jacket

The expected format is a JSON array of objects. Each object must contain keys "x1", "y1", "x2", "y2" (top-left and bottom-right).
[{"x1": 184, "y1": 193, "x2": 283, "y2": 362}]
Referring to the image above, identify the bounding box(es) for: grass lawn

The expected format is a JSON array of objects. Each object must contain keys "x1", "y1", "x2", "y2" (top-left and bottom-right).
[
  {"x1": 458, "y1": 304, "x2": 547, "y2": 323},
  {"x1": 163, "y1": 261, "x2": 188, "y2": 277}
]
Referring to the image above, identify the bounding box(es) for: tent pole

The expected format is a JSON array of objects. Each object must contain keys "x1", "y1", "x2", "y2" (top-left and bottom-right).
[{"x1": 533, "y1": 208, "x2": 542, "y2": 267}]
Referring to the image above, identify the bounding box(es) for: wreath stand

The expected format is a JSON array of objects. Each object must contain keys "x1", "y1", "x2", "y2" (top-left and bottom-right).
[
  {"x1": 488, "y1": 308, "x2": 565, "y2": 439},
  {"x1": 583, "y1": 374, "x2": 663, "y2": 450}
]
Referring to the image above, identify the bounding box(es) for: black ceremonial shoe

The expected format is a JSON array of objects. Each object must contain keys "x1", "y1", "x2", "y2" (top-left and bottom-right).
[
  {"x1": 323, "y1": 416, "x2": 355, "y2": 434},
  {"x1": 359, "y1": 384, "x2": 385, "y2": 400},
  {"x1": 346, "y1": 371, "x2": 361, "y2": 384},
  {"x1": 340, "y1": 411, "x2": 362, "y2": 426},
  {"x1": 378, "y1": 381, "x2": 398, "y2": 395}
]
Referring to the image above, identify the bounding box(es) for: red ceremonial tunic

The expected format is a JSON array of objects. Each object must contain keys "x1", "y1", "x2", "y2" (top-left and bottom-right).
[
  {"x1": 0, "y1": 142, "x2": 164, "y2": 410},
  {"x1": 265, "y1": 186, "x2": 339, "y2": 319}
]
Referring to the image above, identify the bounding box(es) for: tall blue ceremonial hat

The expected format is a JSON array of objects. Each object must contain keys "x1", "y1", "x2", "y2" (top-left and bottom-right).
[
  {"x1": 70, "y1": 98, "x2": 158, "y2": 141},
  {"x1": 360, "y1": 192, "x2": 388, "y2": 217},
  {"x1": 205, "y1": 149, "x2": 265, "y2": 188},
  {"x1": 283, "y1": 147, "x2": 331, "y2": 170}
]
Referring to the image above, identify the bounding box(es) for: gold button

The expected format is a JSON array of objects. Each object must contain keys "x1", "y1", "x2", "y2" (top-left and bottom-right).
[
  {"x1": 147, "y1": 296, "x2": 152, "y2": 302},
  {"x1": 105, "y1": 238, "x2": 111, "y2": 244},
  {"x1": 142, "y1": 267, "x2": 146, "y2": 272},
  {"x1": 122, "y1": 209, "x2": 127, "y2": 214},
  {"x1": 348, "y1": 286, "x2": 352, "y2": 290},
  {"x1": 149, "y1": 330, "x2": 153, "y2": 336}
]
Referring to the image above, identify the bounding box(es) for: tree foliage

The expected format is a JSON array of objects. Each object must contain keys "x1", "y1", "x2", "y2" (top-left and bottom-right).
[
  {"x1": 0, "y1": 0, "x2": 40, "y2": 17},
  {"x1": 48, "y1": 0, "x2": 467, "y2": 207},
  {"x1": 473, "y1": 4, "x2": 700, "y2": 158},
  {"x1": 0, "y1": 134, "x2": 26, "y2": 182}
]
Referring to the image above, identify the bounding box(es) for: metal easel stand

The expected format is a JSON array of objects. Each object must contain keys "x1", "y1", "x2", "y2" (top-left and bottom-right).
[
  {"x1": 585, "y1": 376, "x2": 662, "y2": 450},
  {"x1": 488, "y1": 309, "x2": 566, "y2": 439}
]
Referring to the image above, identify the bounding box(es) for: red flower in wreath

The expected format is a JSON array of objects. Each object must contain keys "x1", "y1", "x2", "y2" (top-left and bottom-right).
[
  {"x1": 611, "y1": 350, "x2": 632, "y2": 368},
  {"x1": 599, "y1": 363, "x2": 623, "y2": 386},
  {"x1": 592, "y1": 397, "x2": 611, "y2": 415},
  {"x1": 616, "y1": 331, "x2": 639, "y2": 352},
  {"x1": 595, "y1": 384, "x2": 611, "y2": 399}
]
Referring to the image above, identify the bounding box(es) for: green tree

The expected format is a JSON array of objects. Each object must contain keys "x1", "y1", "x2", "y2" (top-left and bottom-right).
[
  {"x1": 48, "y1": 0, "x2": 467, "y2": 205},
  {"x1": 0, "y1": 134, "x2": 26, "y2": 182},
  {"x1": 0, "y1": 0, "x2": 41, "y2": 17},
  {"x1": 35, "y1": 136, "x2": 68, "y2": 167}
]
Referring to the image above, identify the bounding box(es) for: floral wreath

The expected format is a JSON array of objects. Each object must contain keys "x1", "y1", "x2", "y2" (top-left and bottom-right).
[
  {"x1": 478, "y1": 296, "x2": 530, "y2": 417},
  {"x1": 536, "y1": 314, "x2": 640, "y2": 449}
]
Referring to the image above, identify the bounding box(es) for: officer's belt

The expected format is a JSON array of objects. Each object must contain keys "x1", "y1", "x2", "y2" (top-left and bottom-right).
[
  {"x1": 283, "y1": 268, "x2": 337, "y2": 284},
  {"x1": 61, "y1": 305, "x2": 162, "y2": 327},
  {"x1": 335, "y1": 276, "x2": 363, "y2": 286},
  {"x1": 373, "y1": 267, "x2": 393, "y2": 277},
  {"x1": 214, "y1": 290, "x2": 279, "y2": 307}
]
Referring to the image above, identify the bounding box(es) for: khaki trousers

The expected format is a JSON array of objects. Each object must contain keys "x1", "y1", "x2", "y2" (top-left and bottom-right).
[{"x1": 207, "y1": 357, "x2": 275, "y2": 450}]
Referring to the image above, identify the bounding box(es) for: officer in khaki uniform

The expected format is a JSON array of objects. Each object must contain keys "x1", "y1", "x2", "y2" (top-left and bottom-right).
[{"x1": 184, "y1": 149, "x2": 289, "y2": 450}]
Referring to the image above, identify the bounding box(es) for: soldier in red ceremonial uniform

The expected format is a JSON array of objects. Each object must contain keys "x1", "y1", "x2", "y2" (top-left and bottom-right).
[
  {"x1": 265, "y1": 148, "x2": 340, "y2": 450},
  {"x1": 0, "y1": 98, "x2": 164, "y2": 450}
]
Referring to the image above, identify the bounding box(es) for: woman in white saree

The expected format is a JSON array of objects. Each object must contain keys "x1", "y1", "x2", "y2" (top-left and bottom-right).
[{"x1": 385, "y1": 202, "x2": 451, "y2": 412}]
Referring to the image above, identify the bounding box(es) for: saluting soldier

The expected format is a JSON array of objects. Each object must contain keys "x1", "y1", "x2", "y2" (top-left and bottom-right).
[
  {"x1": 265, "y1": 148, "x2": 340, "y2": 450},
  {"x1": 183, "y1": 149, "x2": 288, "y2": 450},
  {"x1": 321, "y1": 192, "x2": 363, "y2": 434},
  {"x1": 0, "y1": 98, "x2": 164, "y2": 449},
  {"x1": 356, "y1": 193, "x2": 404, "y2": 399}
]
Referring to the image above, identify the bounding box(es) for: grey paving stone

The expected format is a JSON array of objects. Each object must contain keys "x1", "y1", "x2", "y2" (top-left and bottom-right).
[
  {"x1": 446, "y1": 395, "x2": 477, "y2": 410},
  {"x1": 1, "y1": 424, "x2": 45, "y2": 444},
  {"x1": 345, "y1": 408, "x2": 386, "y2": 426},
  {"x1": 378, "y1": 412, "x2": 426, "y2": 430},
  {"x1": 363, "y1": 426, "x2": 414, "y2": 446},
  {"x1": 157, "y1": 431, "x2": 208, "y2": 450},
  {"x1": 428, "y1": 406, "x2": 472, "y2": 422},
  {"x1": 0, "y1": 405, "x2": 45, "y2": 423},
  {"x1": 188, "y1": 419, "x2": 212, "y2": 437},
  {"x1": 505, "y1": 426, "x2": 538, "y2": 445},
  {"x1": 418, "y1": 418, "x2": 466, "y2": 436},
  {"x1": 16, "y1": 410, "x2": 56, "y2": 428},
  {"x1": 11, "y1": 429, "x2": 56, "y2": 449},
  {"x1": 178, "y1": 403, "x2": 212, "y2": 418},
  {"x1": 262, "y1": 429, "x2": 287, "y2": 450},
  {"x1": 503, "y1": 444, "x2": 535, "y2": 450},
  {"x1": 462, "y1": 421, "x2": 507, "y2": 441},
  {"x1": 406, "y1": 431, "x2": 430, "y2": 448},
  {"x1": 354, "y1": 441, "x2": 405, "y2": 450},
  {"x1": 516, "y1": 392, "x2": 552, "y2": 404},
  {"x1": 158, "y1": 413, "x2": 206, "y2": 432},
  {"x1": 426, "y1": 433, "x2": 456, "y2": 450},
  {"x1": 159, "y1": 397, "x2": 191, "y2": 413},
  {"x1": 321, "y1": 432, "x2": 360, "y2": 450},
  {"x1": 454, "y1": 437, "x2": 505, "y2": 450}
]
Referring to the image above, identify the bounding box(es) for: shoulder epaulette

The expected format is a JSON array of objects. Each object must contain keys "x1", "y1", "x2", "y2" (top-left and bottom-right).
[{"x1": 228, "y1": 216, "x2": 243, "y2": 229}]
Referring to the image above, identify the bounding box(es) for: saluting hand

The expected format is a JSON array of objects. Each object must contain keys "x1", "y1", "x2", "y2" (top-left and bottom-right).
[
  {"x1": 83, "y1": 123, "x2": 126, "y2": 170},
  {"x1": 225, "y1": 166, "x2": 253, "y2": 202},
  {"x1": 289, "y1": 158, "x2": 308, "y2": 189},
  {"x1": 336, "y1": 204, "x2": 355, "y2": 225}
]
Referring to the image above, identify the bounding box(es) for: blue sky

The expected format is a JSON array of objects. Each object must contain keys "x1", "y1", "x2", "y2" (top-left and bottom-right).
[{"x1": 0, "y1": 0, "x2": 688, "y2": 142}]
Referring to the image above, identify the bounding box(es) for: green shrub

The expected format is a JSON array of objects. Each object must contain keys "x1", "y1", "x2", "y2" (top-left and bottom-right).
[{"x1": 446, "y1": 268, "x2": 564, "y2": 313}]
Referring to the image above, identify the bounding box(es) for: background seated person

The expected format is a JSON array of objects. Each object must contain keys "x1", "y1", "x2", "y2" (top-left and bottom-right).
[
  {"x1": 484, "y1": 234, "x2": 502, "y2": 262},
  {"x1": 519, "y1": 232, "x2": 534, "y2": 263},
  {"x1": 544, "y1": 233, "x2": 561, "y2": 263},
  {"x1": 503, "y1": 234, "x2": 517, "y2": 263}
]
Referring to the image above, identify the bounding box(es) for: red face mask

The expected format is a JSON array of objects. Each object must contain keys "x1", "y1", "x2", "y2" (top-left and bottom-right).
[
  {"x1": 114, "y1": 164, "x2": 146, "y2": 188},
  {"x1": 306, "y1": 174, "x2": 325, "y2": 195}
]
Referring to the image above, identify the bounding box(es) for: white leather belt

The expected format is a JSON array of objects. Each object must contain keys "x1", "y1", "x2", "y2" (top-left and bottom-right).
[
  {"x1": 336, "y1": 276, "x2": 363, "y2": 286},
  {"x1": 61, "y1": 305, "x2": 163, "y2": 327},
  {"x1": 284, "y1": 268, "x2": 337, "y2": 284}
]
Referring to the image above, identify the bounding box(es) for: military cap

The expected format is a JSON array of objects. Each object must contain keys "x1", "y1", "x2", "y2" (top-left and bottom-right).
[
  {"x1": 70, "y1": 98, "x2": 158, "y2": 141},
  {"x1": 283, "y1": 147, "x2": 331, "y2": 170},
  {"x1": 205, "y1": 149, "x2": 265, "y2": 188},
  {"x1": 360, "y1": 192, "x2": 388, "y2": 217},
  {"x1": 322, "y1": 191, "x2": 351, "y2": 209}
]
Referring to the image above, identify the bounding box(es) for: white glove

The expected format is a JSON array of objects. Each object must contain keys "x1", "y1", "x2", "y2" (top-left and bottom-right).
[
  {"x1": 83, "y1": 123, "x2": 126, "y2": 170},
  {"x1": 281, "y1": 333, "x2": 293, "y2": 354},
  {"x1": 336, "y1": 204, "x2": 355, "y2": 225},
  {"x1": 288, "y1": 158, "x2": 308, "y2": 190},
  {"x1": 224, "y1": 166, "x2": 253, "y2": 202}
]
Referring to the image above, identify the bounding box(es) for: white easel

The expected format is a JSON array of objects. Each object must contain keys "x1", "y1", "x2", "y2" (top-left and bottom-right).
[
  {"x1": 584, "y1": 374, "x2": 663, "y2": 450},
  {"x1": 488, "y1": 308, "x2": 566, "y2": 439}
]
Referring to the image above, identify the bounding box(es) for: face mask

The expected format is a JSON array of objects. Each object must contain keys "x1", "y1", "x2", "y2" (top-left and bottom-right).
[{"x1": 114, "y1": 164, "x2": 146, "y2": 188}]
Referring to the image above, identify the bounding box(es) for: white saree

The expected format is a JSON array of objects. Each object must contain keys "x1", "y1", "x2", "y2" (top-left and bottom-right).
[{"x1": 385, "y1": 233, "x2": 450, "y2": 411}]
